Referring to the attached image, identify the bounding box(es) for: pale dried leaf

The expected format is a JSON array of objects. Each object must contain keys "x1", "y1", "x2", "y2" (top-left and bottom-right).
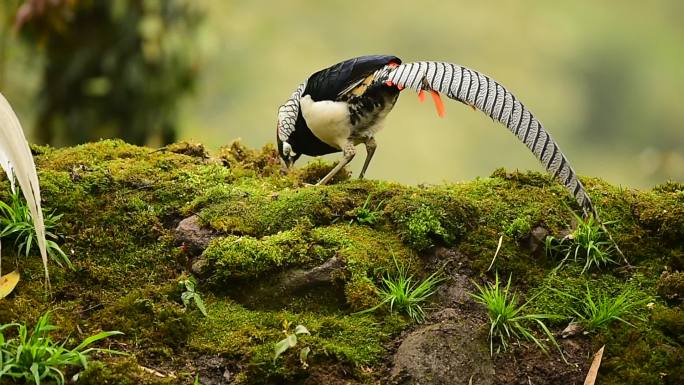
[
  {"x1": 139, "y1": 365, "x2": 167, "y2": 378},
  {"x1": 561, "y1": 321, "x2": 584, "y2": 338},
  {"x1": 287, "y1": 333, "x2": 297, "y2": 347},
  {"x1": 584, "y1": 345, "x2": 604, "y2": 385},
  {"x1": 0, "y1": 92, "x2": 49, "y2": 285},
  {"x1": 273, "y1": 337, "x2": 291, "y2": 363},
  {"x1": 294, "y1": 324, "x2": 310, "y2": 335},
  {"x1": 0, "y1": 270, "x2": 20, "y2": 299},
  {"x1": 299, "y1": 346, "x2": 310, "y2": 368},
  {"x1": 487, "y1": 235, "x2": 503, "y2": 272}
]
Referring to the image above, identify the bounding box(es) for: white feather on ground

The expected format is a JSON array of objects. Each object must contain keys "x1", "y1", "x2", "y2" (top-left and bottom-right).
[{"x1": 0, "y1": 92, "x2": 50, "y2": 285}]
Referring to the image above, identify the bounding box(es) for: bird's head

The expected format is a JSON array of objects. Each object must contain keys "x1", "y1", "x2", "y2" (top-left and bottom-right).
[{"x1": 276, "y1": 135, "x2": 300, "y2": 171}]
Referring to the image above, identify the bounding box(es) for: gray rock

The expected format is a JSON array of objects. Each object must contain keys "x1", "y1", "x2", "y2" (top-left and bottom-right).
[
  {"x1": 175, "y1": 215, "x2": 217, "y2": 254},
  {"x1": 281, "y1": 254, "x2": 346, "y2": 293},
  {"x1": 391, "y1": 311, "x2": 494, "y2": 385},
  {"x1": 528, "y1": 226, "x2": 549, "y2": 254}
]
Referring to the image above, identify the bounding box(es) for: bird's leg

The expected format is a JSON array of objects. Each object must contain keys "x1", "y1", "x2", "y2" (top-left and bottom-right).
[
  {"x1": 316, "y1": 142, "x2": 355, "y2": 186},
  {"x1": 358, "y1": 137, "x2": 377, "y2": 180}
]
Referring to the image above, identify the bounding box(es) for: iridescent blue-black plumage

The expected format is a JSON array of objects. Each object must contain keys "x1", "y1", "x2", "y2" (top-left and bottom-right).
[{"x1": 303, "y1": 55, "x2": 400, "y2": 101}]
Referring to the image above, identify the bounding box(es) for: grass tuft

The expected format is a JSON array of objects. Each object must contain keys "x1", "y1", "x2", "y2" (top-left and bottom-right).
[
  {"x1": 350, "y1": 195, "x2": 384, "y2": 226},
  {"x1": 571, "y1": 285, "x2": 650, "y2": 331},
  {"x1": 546, "y1": 213, "x2": 616, "y2": 273},
  {"x1": 470, "y1": 273, "x2": 562, "y2": 355},
  {"x1": 0, "y1": 312, "x2": 123, "y2": 385},
  {"x1": 0, "y1": 188, "x2": 72, "y2": 269},
  {"x1": 362, "y1": 256, "x2": 444, "y2": 323}
]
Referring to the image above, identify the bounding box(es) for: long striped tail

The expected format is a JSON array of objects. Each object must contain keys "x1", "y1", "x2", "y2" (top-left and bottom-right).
[{"x1": 380, "y1": 61, "x2": 597, "y2": 219}]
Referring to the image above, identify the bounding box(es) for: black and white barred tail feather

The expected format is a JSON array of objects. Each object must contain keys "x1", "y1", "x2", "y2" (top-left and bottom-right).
[{"x1": 381, "y1": 61, "x2": 597, "y2": 218}]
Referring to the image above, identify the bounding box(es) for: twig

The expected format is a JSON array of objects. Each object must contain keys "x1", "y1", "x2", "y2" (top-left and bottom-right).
[{"x1": 600, "y1": 222, "x2": 631, "y2": 268}]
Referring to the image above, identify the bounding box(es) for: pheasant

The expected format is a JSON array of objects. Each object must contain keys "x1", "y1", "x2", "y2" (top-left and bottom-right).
[{"x1": 276, "y1": 55, "x2": 596, "y2": 218}]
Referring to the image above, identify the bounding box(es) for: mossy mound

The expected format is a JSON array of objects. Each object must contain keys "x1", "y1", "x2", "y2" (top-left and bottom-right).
[{"x1": 0, "y1": 140, "x2": 681, "y2": 384}]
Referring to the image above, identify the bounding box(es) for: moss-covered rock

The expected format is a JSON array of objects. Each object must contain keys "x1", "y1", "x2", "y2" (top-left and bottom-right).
[{"x1": 0, "y1": 140, "x2": 681, "y2": 384}]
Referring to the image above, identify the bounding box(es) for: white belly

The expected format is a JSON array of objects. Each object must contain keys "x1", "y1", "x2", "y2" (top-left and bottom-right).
[{"x1": 300, "y1": 95, "x2": 352, "y2": 149}]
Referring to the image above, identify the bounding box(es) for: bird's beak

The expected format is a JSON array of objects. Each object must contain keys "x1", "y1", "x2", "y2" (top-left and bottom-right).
[{"x1": 280, "y1": 157, "x2": 292, "y2": 174}]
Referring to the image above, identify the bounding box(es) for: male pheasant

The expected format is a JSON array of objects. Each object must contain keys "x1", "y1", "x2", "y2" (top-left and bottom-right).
[{"x1": 276, "y1": 55, "x2": 597, "y2": 218}]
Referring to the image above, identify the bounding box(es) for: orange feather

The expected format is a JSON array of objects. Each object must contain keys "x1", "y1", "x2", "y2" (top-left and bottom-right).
[{"x1": 430, "y1": 90, "x2": 445, "y2": 118}]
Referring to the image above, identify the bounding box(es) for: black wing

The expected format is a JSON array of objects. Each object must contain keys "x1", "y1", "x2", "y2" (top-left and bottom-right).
[{"x1": 304, "y1": 55, "x2": 401, "y2": 101}]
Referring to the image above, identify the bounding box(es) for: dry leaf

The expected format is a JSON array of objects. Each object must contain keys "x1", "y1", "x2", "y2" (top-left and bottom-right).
[
  {"x1": 139, "y1": 365, "x2": 167, "y2": 378},
  {"x1": 0, "y1": 92, "x2": 50, "y2": 285},
  {"x1": 584, "y1": 345, "x2": 605, "y2": 385},
  {"x1": 487, "y1": 235, "x2": 504, "y2": 272},
  {"x1": 561, "y1": 321, "x2": 584, "y2": 338},
  {"x1": 0, "y1": 270, "x2": 20, "y2": 299}
]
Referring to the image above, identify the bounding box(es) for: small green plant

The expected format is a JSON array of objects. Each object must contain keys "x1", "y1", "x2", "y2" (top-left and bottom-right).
[
  {"x1": 273, "y1": 320, "x2": 311, "y2": 368},
  {"x1": 350, "y1": 195, "x2": 384, "y2": 226},
  {"x1": 571, "y1": 285, "x2": 650, "y2": 331},
  {"x1": 470, "y1": 273, "x2": 561, "y2": 355},
  {"x1": 179, "y1": 277, "x2": 208, "y2": 317},
  {"x1": 0, "y1": 189, "x2": 72, "y2": 268},
  {"x1": 545, "y1": 213, "x2": 615, "y2": 273},
  {"x1": 362, "y1": 256, "x2": 444, "y2": 323},
  {"x1": 0, "y1": 312, "x2": 123, "y2": 385}
]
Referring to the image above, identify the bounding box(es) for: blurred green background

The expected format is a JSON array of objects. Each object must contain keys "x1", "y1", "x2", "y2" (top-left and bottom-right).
[{"x1": 1, "y1": 0, "x2": 682, "y2": 188}]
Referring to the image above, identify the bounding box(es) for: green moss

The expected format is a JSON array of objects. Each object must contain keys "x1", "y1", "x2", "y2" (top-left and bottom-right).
[
  {"x1": 526, "y1": 264, "x2": 684, "y2": 385},
  {"x1": 653, "y1": 181, "x2": 684, "y2": 193},
  {"x1": 296, "y1": 158, "x2": 351, "y2": 185},
  {"x1": 635, "y1": 189, "x2": 684, "y2": 245},
  {"x1": 652, "y1": 306, "x2": 684, "y2": 344},
  {"x1": 598, "y1": 323, "x2": 683, "y2": 385},
  {"x1": 201, "y1": 224, "x2": 418, "y2": 310},
  {"x1": 189, "y1": 298, "x2": 406, "y2": 381},
  {"x1": 202, "y1": 226, "x2": 324, "y2": 280},
  {"x1": 344, "y1": 276, "x2": 380, "y2": 311},
  {"x1": 76, "y1": 357, "x2": 176, "y2": 385},
  {"x1": 1, "y1": 141, "x2": 680, "y2": 384},
  {"x1": 186, "y1": 185, "x2": 358, "y2": 236},
  {"x1": 215, "y1": 140, "x2": 284, "y2": 180},
  {"x1": 404, "y1": 205, "x2": 452, "y2": 249},
  {"x1": 657, "y1": 271, "x2": 684, "y2": 304},
  {"x1": 529, "y1": 265, "x2": 654, "y2": 324},
  {"x1": 164, "y1": 141, "x2": 209, "y2": 158},
  {"x1": 93, "y1": 284, "x2": 192, "y2": 348},
  {"x1": 34, "y1": 140, "x2": 152, "y2": 172},
  {"x1": 384, "y1": 187, "x2": 476, "y2": 251},
  {"x1": 504, "y1": 215, "x2": 533, "y2": 239}
]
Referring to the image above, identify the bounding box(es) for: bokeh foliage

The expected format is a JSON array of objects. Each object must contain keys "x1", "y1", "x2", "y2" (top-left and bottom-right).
[
  {"x1": 15, "y1": 0, "x2": 203, "y2": 146},
  {"x1": 1, "y1": 0, "x2": 682, "y2": 187}
]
